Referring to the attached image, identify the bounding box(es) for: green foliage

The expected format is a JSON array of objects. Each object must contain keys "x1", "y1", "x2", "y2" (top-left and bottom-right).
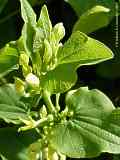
[
  {"x1": 40, "y1": 63, "x2": 77, "y2": 93},
  {"x1": 18, "y1": 0, "x2": 113, "y2": 94},
  {"x1": 57, "y1": 31, "x2": 113, "y2": 65},
  {"x1": 73, "y1": 5, "x2": 110, "y2": 34},
  {"x1": 65, "y1": 0, "x2": 118, "y2": 34},
  {"x1": 0, "y1": 44, "x2": 19, "y2": 77},
  {"x1": 0, "y1": 84, "x2": 28, "y2": 124},
  {"x1": 49, "y1": 87, "x2": 120, "y2": 158},
  {"x1": 0, "y1": 0, "x2": 119, "y2": 160}
]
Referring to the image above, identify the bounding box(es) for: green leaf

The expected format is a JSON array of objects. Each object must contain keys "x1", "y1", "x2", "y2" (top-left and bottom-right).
[
  {"x1": 22, "y1": 24, "x2": 35, "y2": 57},
  {"x1": 0, "y1": 84, "x2": 28, "y2": 124},
  {"x1": 73, "y1": 5, "x2": 110, "y2": 34},
  {"x1": 57, "y1": 31, "x2": 113, "y2": 65},
  {"x1": 20, "y1": 0, "x2": 36, "y2": 57},
  {"x1": 33, "y1": 5, "x2": 52, "y2": 57},
  {"x1": 40, "y1": 63, "x2": 78, "y2": 94},
  {"x1": 37, "y1": 5, "x2": 52, "y2": 39},
  {"x1": 0, "y1": 127, "x2": 40, "y2": 160},
  {"x1": 52, "y1": 23, "x2": 65, "y2": 44},
  {"x1": 49, "y1": 87, "x2": 120, "y2": 158},
  {"x1": 0, "y1": 44, "x2": 19, "y2": 77},
  {"x1": 20, "y1": 0, "x2": 36, "y2": 27},
  {"x1": 43, "y1": 39, "x2": 52, "y2": 65}
]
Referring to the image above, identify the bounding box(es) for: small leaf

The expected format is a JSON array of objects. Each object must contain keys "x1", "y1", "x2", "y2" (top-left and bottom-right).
[
  {"x1": 49, "y1": 87, "x2": 120, "y2": 158},
  {"x1": 0, "y1": 84, "x2": 28, "y2": 124},
  {"x1": 40, "y1": 63, "x2": 77, "y2": 94},
  {"x1": 0, "y1": 44, "x2": 19, "y2": 77},
  {"x1": 52, "y1": 23, "x2": 65, "y2": 44},
  {"x1": 49, "y1": 24, "x2": 65, "y2": 61},
  {"x1": 33, "y1": 28, "x2": 44, "y2": 54},
  {"x1": 20, "y1": 0, "x2": 36, "y2": 57},
  {"x1": 37, "y1": 5, "x2": 52, "y2": 39},
  {"x1": 43, "y1": 39, "x2": 52, "y2": 65},
  {"x1": 73, "y1": 5, "x2": 110, "y2": 34},
  {"x1": 32, "y1": 29, "x2": 44, "y2": 75},
  {"x1": 20, "y1": 0, "x2": 36, "y2": 27},
  {"x1": 57, "y1": 31, "x2": 113, "y2": 65},
  {"x1": 21, "y1": 16, "x2": 35, "y2": 57}
]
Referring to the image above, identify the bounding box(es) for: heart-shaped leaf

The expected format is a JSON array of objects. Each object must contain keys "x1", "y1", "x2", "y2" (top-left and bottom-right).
[
  {"x1": 57, "y1": 31, "x2": 113, "y2": 65},
  {"x1": 49, "y1": 87, "x2": 120, "y2": 158}
]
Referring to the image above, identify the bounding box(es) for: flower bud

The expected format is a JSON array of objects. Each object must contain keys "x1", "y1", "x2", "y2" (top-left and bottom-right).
[
  {"x1": 47, "y1": 114, "x2": 54, "y2": 122},
  {"x1": 53, "y1": 23, "x2": 65, "y2": 43},
  {"x1": 26, "y1": 73, "x2": 40, "y2": 88},
  {"x1": 40, "y1": 105, "x2": 47, "y2": 118},
  {"x1": 15, "y1": 78, "x2": 25, "y2": 95},
  {"x1": 19, "y1": 52, "x2": 29, "y2": 66}
]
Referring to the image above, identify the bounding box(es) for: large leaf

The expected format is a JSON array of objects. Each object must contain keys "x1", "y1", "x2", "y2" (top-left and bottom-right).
[
  {"x1": 49, "y1": 87, "x2": 120, "y2": 158},
  {"x1": 0, "y1": 44, "x2": 19, "y2": 77},
  {"x1": 73, "y1": 5, "x2": 110, "y2": 34},
  {"x1": 0, "y1": 84, "x2": 28, "y2": 124},
  {"x1": 0, "y1": 127, "x2": 40, "y2": 160},
  {"x1": 40, "y1": 63, "x2": 78, "y2": 94},
  {"x1": 57, "y1": 31, "x2": 113, "y2": 65}
]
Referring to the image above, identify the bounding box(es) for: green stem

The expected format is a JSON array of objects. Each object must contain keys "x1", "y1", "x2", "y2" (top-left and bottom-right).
[
  {"x1": 56, "y1": 93, "x2": 60, "y2": 111},
  {"x1": 43, "y1": 90, "x2": 56, "y2": 114},
  {"x1": 35, "y1": 114, "x2": 53, "y2": 127}
]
